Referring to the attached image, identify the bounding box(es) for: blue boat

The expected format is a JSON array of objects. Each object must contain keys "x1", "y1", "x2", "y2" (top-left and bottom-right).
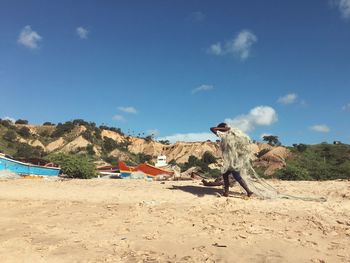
[{"x1": 0, "y1": 154, "x2": 60, "y2": 176}]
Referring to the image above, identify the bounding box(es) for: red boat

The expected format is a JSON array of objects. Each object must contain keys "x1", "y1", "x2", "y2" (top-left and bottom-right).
[{"x1": 118, "y1": 161, "x2": 174, "y2": 178}]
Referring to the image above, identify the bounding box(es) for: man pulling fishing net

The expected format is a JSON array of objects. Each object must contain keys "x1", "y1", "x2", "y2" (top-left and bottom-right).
[
  {"x1": 210, "y1": 122, "x2": 326, "y2": 202},
  {"x1": 210, "y1": 123, "x2": 253, "y2": 197}
]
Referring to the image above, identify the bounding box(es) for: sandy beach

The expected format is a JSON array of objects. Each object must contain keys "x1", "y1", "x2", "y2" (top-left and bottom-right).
[{"x1": 0, "y1": 179, "x2": 349, "y2": 263}]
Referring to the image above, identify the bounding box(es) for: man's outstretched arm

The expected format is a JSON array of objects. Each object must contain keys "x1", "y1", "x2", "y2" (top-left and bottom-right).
[{"x1": 210, "y1": 126, "x2": 230, "y2": 135}]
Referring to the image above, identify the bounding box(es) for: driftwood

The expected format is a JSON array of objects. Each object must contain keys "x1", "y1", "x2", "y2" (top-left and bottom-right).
[{"x1": 202, "y1": 177, "x2": 236, "y2": 187}]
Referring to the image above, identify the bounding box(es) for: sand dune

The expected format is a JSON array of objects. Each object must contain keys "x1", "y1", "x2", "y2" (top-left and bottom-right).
[{"x1": 0, "y1": 179, "x2": 349, "y2": 262}]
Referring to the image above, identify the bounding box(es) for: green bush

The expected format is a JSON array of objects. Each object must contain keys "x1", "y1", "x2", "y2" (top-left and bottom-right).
[
  {"x1": 15, "y1": 119, "x2": 28, "y2": 125},
  {"x1": 158, "y1": 140, "x2": 170, "y2": 145},
  {"x1": 15, "y1": 143, "x2": 45, "y2": 158},
  {"x1": 202, "y1": 151, "x2": 217, "y2": 165},
  {"x1": 135, "y1": 153, "x2": 153, "y2": 163},
  {"x1": 86, "y1": 144, "x2": 95, "y2": 155},
  {"x1": 82, "y1": 130, "x2": 94, "y2": 142},
  {"x1": 3, "y1": 130, "x2": 17, "y2": 142},
  {"x1": 43, "y1": 122, "x2": 55, "y2": 126},
  {"x1": 47, "y1": 153, "x2": 97, "y2": 179},
  {"x1": 0, "y1": 119, "x2": 14, "y2": 128},
  {"x1": 275, "y1": 165, "x2": 312, "y2": 180},
  {"x1": 17, "y1": 127, "x2": 31, "y2": 138},
  {"x1": 102, "y1": 155, "x2": 118, "y2": 166},
  {"x1": 51, "y1": 121, "x2": 75, "y2": 138},
  {"x1": 103, "y1": 137, "x2": 118, "y2": 152}
]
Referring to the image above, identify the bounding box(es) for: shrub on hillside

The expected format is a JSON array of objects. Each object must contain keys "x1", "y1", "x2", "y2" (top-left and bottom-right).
[
  {"x1": 99, "y1": 125, "x2": 124, "y2": 135},
  {"x1": 158, "y1": 140, "x2": 170, "y2": 145},
  {"x1": 47, "y1": 153, "x2": 97, "y2": 179},
  {"x1": 15, "y1": 119, "x2": 29, "y2": 125},
  {"x1": 17, "y1": 127, "x2": 31, "y2": 138},
  {"x1": 3, "y1": 130, "x2": 17, "y2": 142},
  {"x1": 102, "y1": 155, "x2": 118, "y2": 166},
  {"x1": 86, "y1": 144, "x2": 95, "y2": 155},
  {"x1": 43, "y1": 122, "x2": 55, "y2": 126},
  {"x1": 14, "y1": 143, "x2": 45, "y2": 159},
  {"x1": 0, "y1": 119, "x2": 15, "y2": 128},
  {"x1": 51, "y1": 121, "x2": 75, "y2": 138},
  {"x1": 103, "y1": 137, "x2": 118, "y2": 152},
  {"x1": 82, "y1": 130, "x2": 94, "y2": 142}
]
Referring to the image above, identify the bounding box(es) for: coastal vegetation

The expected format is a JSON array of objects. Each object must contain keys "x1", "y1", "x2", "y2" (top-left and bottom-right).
[
  {"x1": 275, "y1": 143, "x2": 350, "y2": 180},
  {"x1": 47, "y1": 153, "x2": 97, "y2": 179}
]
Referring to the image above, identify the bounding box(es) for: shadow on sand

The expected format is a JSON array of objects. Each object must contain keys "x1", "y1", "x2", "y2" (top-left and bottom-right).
[{"x1": 167, "y1": 184, "x2": 245, "y2": 198}]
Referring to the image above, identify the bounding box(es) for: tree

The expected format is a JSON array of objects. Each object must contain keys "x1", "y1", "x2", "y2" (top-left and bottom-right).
[
  {"x1": 263, "y1": 135, "x2": 281, "y2": 146},
  {"x1": 15, "y1": 119, "x2": 28, "y2": 125},
  {"x1": 47, "y1": 153, "x2": 97, "y2": 179}
]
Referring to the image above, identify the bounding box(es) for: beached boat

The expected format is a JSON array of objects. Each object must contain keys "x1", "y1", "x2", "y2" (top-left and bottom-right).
[
  {"x1": 0, "y1": 153, "x2": 60, "y2": 176},
  {"x1": 118, "y1": 161, "x2": 174, "y2": 178},
  {"x1": 97, "y1": 165, "x2": 121, "y2": 178}
]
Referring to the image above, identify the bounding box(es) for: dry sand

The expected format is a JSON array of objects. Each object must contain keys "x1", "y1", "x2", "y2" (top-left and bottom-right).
[{"x1": 0, "y1": 179, "x2": 349, "y2": 263}]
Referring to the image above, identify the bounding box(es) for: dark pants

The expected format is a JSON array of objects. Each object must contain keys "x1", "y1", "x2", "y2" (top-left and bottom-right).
[
  {"x1": 223, "y1": 170, "x2": 242, "y2": 186},
  {"x1": 223, "y1": 170, "x2": 252, "y2": 195}
]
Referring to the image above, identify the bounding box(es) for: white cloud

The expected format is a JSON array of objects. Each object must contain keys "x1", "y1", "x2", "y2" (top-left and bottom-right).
[
  {"x1": 332, "y1": 0, "x2": 350, "y2": 19},
  {"x1": 310, "y1": 124, "x2": 330, "y2": 133},
  {"x1": 229, "y1": 30, "x2": 258, "y2": 60},
  {"x1": 118, "y1": 106, "x2": 138, "y2": 114},
  {"x1": 190, "y1": 11, "x2": 206, "y2": 22},
  {"x1": 342, "y1": 103, "x2": 350, "y2": 111},
  {"x1": 2, "y1": 116, "x2": 15, "y2": 123},
  {"x1": 158, "y1": 132, "x2": 217, "y2": 143},
  {"x1": 208, "y1": 42, "x2": 223, "y2": 55},
  {"x1": 277, "y1": 93, "x2": 298, "y2": 105},
  {"x1": 76, "y1": 27, "x2": 89, "y2": 39},
  {"x1": 17, "y1": 25, "x2": 42, "y2": 49},
  {"x1": 192, "y1": 84, "x2": 214, "y2": 94},
  {"x1": 225, "y1": 106, "x2": 278, "y2": 132},
  {"x1": 112, "y1": 115, "x2": 125, "y2": 122},
  {"x1": 208, "y1": 30, "x2": 257, "y2": 60}
]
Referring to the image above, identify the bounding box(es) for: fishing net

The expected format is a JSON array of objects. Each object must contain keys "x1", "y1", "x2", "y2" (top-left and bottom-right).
[{"x1": 217, "y1": 128, "x2": 326, "y2": 202}]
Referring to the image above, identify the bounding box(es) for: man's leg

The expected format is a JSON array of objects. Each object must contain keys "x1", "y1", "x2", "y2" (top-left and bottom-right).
[
  {"x1": 232, "y1": 170, "x2": 253, "y2": 197},
  {"x1": 222, "y1": 171, "x2": 231, "y2": 197}
]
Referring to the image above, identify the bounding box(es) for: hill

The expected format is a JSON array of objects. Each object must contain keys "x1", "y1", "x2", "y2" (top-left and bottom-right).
[
  {"x1": 0, "y1": 119, "x2": 222, "y2": 171},
  {"x1": 1, "y1": 118, "x2": 349, "y2": 180}
]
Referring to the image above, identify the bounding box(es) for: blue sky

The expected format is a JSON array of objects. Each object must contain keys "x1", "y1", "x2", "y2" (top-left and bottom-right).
[{"x1": 0, "y1": 0, "x2": 349, "y2": 145}]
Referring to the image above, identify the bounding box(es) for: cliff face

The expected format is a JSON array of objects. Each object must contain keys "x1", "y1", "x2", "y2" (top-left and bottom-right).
[{"x1": 126, "y1": 138, "x2": 221, "y2": 163}]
